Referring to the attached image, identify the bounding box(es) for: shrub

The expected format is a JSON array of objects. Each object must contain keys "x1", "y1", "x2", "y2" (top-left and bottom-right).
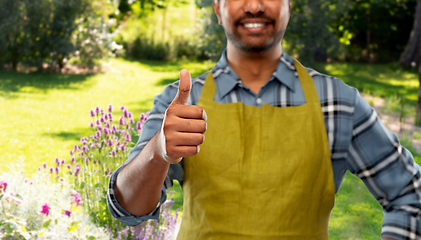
[{"x1": 0, "y1": 0, "x2": 121, "y2": 71}]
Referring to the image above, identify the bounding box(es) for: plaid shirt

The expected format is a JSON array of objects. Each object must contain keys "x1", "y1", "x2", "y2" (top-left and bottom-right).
[{"x1": 107, "y1": 51, "x2": 421, "y2": 239}]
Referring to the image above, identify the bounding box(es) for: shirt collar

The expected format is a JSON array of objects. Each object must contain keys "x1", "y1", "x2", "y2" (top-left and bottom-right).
[{"x1": 211, "y1": 49, "x2": 297, "y2": 100}]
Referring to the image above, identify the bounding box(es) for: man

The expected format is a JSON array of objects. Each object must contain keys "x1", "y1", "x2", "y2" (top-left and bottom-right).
[{"x1": 107, "y1": 0, "x2": 421, "y2": 239}]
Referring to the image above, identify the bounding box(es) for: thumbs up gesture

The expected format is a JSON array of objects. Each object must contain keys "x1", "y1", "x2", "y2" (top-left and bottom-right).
[{"x1": 156, "y1": 69, "x2": 207, "y2": 164}]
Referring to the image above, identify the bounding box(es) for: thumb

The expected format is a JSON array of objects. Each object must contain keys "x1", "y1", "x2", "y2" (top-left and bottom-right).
[{"x1": 172, "y1": 69, "x2": 191, "y2": 105}]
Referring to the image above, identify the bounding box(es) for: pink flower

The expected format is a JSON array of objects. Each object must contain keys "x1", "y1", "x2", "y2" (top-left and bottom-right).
[
  {"x1": 40, "y1": 203, "x2": 50, "y2": 216},
  {"x1": 90, "y1": 110, "x2": 95, "y2": 117},
  {"x1": 49, "y1": 167, "x2": 54, "y2": 173},
  {"x1": 71, "y1": 193, "x2": 83, "y2": 206},
  {"x1": 70, "y1": 150, "x2": 74, "y2": 155},
  {"x1": 120, "y1": 106, "x2": 125, "y2": 110},
  {"x1": 89, "y1": 122, "x2": 94, "y2": 128},
  {"x1": 100, "y1": 109, "x2": 105, "y2": 116},
  {"x1": 43, "y1": 163, "x2": 47, "y2": 168},
  {"x1": 136, "y1": 121, "x2": 142, "y2": 130},
  {"x1": 95, "y1": 106, "x2": 100, "y2": 114},
  {"x1": 108, "y1": 105, "x2": 113, "y2": 112},
  {"x1": 64, "y1": 210, "x2": 71, "y2": 217},
  {"x1": 0, "y1": 181, "x2": 7, "y2": 192}
]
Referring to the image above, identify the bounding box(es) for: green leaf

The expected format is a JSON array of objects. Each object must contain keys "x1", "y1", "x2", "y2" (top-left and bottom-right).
[{"x1": 43, "y1": 219, "x2": 52, "y2": 228}]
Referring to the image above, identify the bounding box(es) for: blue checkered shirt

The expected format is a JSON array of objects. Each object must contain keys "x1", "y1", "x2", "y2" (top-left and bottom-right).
[{"x1": 107, "y1": 51, "x2": 421, "y2": 239}]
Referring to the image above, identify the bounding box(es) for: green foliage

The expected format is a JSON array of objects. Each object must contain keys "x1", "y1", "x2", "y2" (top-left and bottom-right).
[
  {"x1": 194, "y1": 0, "x2": 416, "y2": 63},
  {"x1": 0, "y1": 0, "x2": 120, "y2": 71},
  {"x1": 332, "y1": 0, "x2": 417, "y2": 63},
  {"x1": 125, "y1": 36, "x2": 171, "y2": 61}
]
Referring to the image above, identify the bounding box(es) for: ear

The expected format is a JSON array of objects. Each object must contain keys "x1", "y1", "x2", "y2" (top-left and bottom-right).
[
  {"x1": 213, "y1": 0, "x2": 222, "y2": 25},
  {"x1": 288, "y1": 0, "x2": 292, "y2": 13}
]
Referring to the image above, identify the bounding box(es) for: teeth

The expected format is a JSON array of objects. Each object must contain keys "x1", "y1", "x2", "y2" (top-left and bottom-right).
[{"x1": 243, "y1": 23, "x2": 266, "y2": 28}]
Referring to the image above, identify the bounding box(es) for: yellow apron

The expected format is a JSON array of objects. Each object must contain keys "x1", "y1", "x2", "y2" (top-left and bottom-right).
[{"x1": 177, "y1": 60, "x2": 335, "y2": 240}]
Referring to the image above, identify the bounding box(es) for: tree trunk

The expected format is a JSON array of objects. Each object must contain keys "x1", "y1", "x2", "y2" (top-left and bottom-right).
[{"x1": 400, "y1": 0, "x2": 421, "y2": 68}]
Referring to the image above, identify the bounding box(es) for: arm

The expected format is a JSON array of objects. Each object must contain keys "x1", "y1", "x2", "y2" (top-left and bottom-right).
[
  {"x1": 346, "y1": 91, "x2": 421, "y2": 240},
  {"x1": 108, "y1": 70, "x2": 206, "y2": 220}
]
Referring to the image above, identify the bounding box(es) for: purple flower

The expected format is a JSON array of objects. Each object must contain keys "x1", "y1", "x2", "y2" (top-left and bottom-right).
[
  {"x1": 100, "y1": 117, "x2": 105, "y2": 123},
  {"x1": 93, "y1": 135, "x2": 97, "y2": 140},
  {"x1": 112, "y1": 125, "x2": 117, "y2": 131},
  {"x1": 37, "y1": 167, "x2": 41, "y2": 172},
  {"x1": 108, "y1": 105, "x2": 113, "y2": 112},
  {"x1": 71, "y1": 157, "x2": 75, "y2": 164},
  {"x1": 43, "y1": 163, "x2": 47, "y2": 168},
  {"x1": 73, "y1": 168, "x2": 80, "y2": 177},
  {"x1": 120, "y1": 106, "x2": 125, "y2": 110},
  {"x1": 93, "y1": 160, "x2": 97, "y2": 164},
  {"x1": 105, "y1": 123, "x2": 110, "y2": 128},
  {"x1": 116, "y1": 141, "x2": 121, "y2": 147},
  {"x1": 74, "y1": 145, "x2": 80, "y2": 152},
  {"x1": 111, "y1": 151, "x2": 116, "y2": 157},
  {"x1": 64, "y1": 210, "x2": 71, "y2": 217},
  {"x1": 76, "y1": 164, "x2": 80, "y2": 169},
  {"x1": 139, "y1": 113, "x2": 146, "y2": 121},
  {"x1": 89, "y1": 122, "x2": 94, "y2": 128},
  {"x1": 119, "y1": 116, "x2": 125, "y2": 125},
  {"x1": 136, "y1": 121, "x2": 142, "y2": 130},
  {"x1": 104, "y1": 114, "x2": 108, "y2": 120},
  {"x1": 108, "y1": 113, "x2": 113, "y2": 122},
  {"x1": 108, "y1": 139, "x2": 113, "y2": 147},
  {"x1": 61, "y1": 159, "x2": 65, "y2": 165},
  {"x1": 70, "y1": 150, "x2": 74, "y2": 155},
  {"x1": 82, "y1": 146, "x2": 89, "y2": 152},
  {"x1": 129, "y1": 118, "x2": 134, "y2": 124},
  {"x1": 49, "y1": 167, "x2": 53, "y2": 173},
  {"x1": 100, "y1": 109, "x2": 105, "y2": 116},
  {"x1": 0, "y1": 181, "x2": 7, "y2": 193},
  {"x1": 103, "y1": 128, "x2": 109, "y2": 135},
  {"x1": 96, "y1": 130, "x2": 101, "y2": 138},
  {"x1": 55, "y1": 158, "x2": 60, "y2": 165},
  {"x1": 95, "y1": 106, "x2": 100, "y2": 114},
  {"x1": 55, "y1": 167, "x2": 60, "y2": 174},
  {"x1": 125, "y1": 124, "x2": 130, "y2": 130},
  {"x1": 66, "y1": 164, "x2": 71, "y2": 169},
  {"x1": 97, "y1": 125, "x2": 102, "y2": 131},
  {"x1": 59, "y1": 178, "x2": 64, "y2": 183},
  {"x1": 90, "y1": 110, "x2": 95, "y2": 117},
  {"x1": 121, "y1": 145, "x2": 126, "y2": 151},
  {"x1": 126, "y1": 133, "x2": 132, "y2": 142},
  {"x1": 123, "y1": 109, "x2": 128, "y2": 118},
  {"x1": 71, "y1": 193, "x2": 83, "y2": 206},
  {"x1": 96, "y1": 120, "x2": 100, "y2": 125},
  {"x1": 40, "y1": 203, "x2": 50, "y2": 216}
]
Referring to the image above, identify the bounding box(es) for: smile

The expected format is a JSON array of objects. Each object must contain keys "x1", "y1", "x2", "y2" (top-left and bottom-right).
[{"x1": 243, "y1": 23, "x2": 267, "y2": 28}]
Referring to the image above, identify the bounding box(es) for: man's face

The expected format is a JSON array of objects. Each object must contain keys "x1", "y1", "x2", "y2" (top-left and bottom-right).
[{"x1": 214, "y1": 0, "x2": 292, "y2": 53}]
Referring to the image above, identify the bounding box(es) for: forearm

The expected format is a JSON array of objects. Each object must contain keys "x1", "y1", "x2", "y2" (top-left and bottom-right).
[{"x1": 115, "y1": 132, "x2": 170, "y2": 216}]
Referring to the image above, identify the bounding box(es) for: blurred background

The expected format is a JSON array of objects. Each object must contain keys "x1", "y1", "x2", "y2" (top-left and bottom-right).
[{"x1": 0, "y1": 0, "x2": 420, "y2": 239}]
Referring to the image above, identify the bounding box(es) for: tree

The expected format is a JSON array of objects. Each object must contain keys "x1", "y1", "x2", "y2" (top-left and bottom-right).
[{"x1": 400, "y1": 0, "x2": 421, "y2": 68}]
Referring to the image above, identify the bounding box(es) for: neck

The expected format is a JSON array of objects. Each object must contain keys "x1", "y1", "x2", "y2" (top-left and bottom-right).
[{"x1": 226, "y1": 42, "x2": 283, "y2": 94}]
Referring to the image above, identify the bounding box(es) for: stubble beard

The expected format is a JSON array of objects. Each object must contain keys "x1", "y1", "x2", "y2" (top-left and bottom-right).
[{"x1": 225, "y1": 28, "x2": 286, "y2": 53}]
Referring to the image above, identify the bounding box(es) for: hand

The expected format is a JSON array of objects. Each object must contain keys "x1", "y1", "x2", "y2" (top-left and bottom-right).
[{"x1": 155, "y1": 69, "x2": 207, "y2": 164}]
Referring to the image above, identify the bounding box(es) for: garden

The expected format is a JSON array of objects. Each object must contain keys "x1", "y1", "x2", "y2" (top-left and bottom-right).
[{"x1": 1, "y1": 0, "x2": 421, "y2": 239}]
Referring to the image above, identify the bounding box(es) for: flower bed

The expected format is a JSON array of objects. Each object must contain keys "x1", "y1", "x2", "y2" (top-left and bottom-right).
[{"x1": 0, "y1": 105, "x2": 181, "y2": 239}]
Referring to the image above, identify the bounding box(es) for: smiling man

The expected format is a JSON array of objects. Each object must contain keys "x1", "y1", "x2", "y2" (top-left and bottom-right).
[{"x1": 107, "y1": 0, "x2": 421, "y2": 239}]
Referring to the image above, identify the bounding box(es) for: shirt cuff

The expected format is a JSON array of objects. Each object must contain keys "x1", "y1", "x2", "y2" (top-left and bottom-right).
[
  {"x1": 106, "y1": 166, "x2": 168, "y2": 226},
  {"x1": 381, "y1": 211, "x2": 421, "y2": 240}
]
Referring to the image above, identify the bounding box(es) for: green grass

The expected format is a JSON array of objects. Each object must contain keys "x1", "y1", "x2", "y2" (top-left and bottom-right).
[
  {"x1": 0, "y1": 58, "x2": 214, "y2": 174},
  {"x1": 0, "y1": 60, "x2": 419, "y2": 239}
]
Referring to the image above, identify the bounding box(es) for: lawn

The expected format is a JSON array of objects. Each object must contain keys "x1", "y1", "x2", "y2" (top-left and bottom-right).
[{"x1": 0, "y1": 58, "x2": 419, "y2": 239}]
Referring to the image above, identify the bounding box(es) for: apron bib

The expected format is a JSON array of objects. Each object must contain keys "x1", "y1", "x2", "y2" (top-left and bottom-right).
[{"x1": 177, "y1": 60, "x2": 335, "y2": 240}]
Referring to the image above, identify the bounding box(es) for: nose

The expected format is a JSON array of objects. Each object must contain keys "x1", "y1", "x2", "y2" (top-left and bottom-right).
[{"x1": 244, "y1": 0, "x2": 265, "y2": 14}]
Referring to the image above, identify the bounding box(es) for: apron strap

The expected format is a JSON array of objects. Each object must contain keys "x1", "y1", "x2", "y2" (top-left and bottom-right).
[
  {"x1": 294, "y1": 59, "x2": 319, "y2": 104},
  {"x1": 201, "y1": 60, "x2": 318, "y2": 104}
]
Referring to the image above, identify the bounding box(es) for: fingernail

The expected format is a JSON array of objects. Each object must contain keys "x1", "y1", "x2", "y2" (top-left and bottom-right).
[
  {"x1": 197, "y1": 145, "x2": 200, "y2": 154},
  {"x1": 202, "y1": 110, "x2": 207, "y2": 121}
]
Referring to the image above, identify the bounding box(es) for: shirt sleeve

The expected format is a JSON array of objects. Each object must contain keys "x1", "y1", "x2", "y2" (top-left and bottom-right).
[
  {"x1": 345, "y1": 91, "x2": 421, "y2": 239},
  {"x1": 106, "y1": 81, "x2": 184, "y2": 226}
]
